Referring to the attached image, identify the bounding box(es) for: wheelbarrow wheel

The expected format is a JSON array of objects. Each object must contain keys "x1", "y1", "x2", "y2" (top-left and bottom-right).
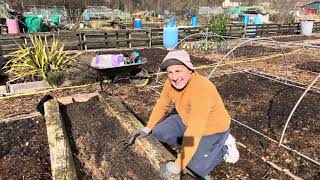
[{"x1": 130, "y1": 69, "x2": 149, "y2": 88}]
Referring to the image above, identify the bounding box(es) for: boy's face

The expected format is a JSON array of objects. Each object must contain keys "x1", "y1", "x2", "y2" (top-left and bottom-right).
[{"x1": 166, "y1": 65, "x2": 193, "y2": 90}]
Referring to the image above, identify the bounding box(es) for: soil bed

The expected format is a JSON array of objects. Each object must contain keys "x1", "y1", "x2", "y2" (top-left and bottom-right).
[
  {"x1": 0, "y1": 117, "x2": 51, "y2": 179},
  {"x1": 234, "y1": 48, "x2": 320, "y2": 88},
  {"x1": 1, "y1": 46, "x2": 320, "y2": 179},
  {"x1": 295, "y1": 61, "x2": 320, "y2": 73},
  {"x1": 0, "y1": 83, "x2": 100, "y2": 119},
  {"x1": 77, "y1": 48, "x2": 213, "y2": 72},
  {"x1": 214, "y1": 72, "x2": 320, "y2": 179},
  {"x1": 272, "y1": 35, "x2": 320, "y2": 42},
  {"x1": 60, "y1": 96, "x2": 160, "y2": 179},
  {"x1": 231, "y1": 45, "x2": 291, "y2": 59},
  {"x1": 112, "y1": 71, "x2": 320, "y2": 179},
  {"x1": 112, "y1": 85, "x2": 288, "y2": 179}
]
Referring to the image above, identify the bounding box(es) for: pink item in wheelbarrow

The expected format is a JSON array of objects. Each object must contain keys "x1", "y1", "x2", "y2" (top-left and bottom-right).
[
  {"x1": 91, "y1": 54, "x2": 124, "y2": 68},
  {"x1": 112, "y1": 54, "x2": 125, "y2": 67}
]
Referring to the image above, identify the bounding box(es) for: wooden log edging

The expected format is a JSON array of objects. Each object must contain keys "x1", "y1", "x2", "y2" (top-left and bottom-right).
[
  {"x1": 98, "y1": 92, "x2": 179, "y2": 179},
  {"x1": 43, "y1": 92, "x2": 179, "y2": 179},
  {"x1": 44, "y1": 99, "x2": 78, "y2": 180}
]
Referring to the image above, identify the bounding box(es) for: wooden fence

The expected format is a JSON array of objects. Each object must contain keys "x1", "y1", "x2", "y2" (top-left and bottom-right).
[
  {"x1": 1, "y1": 22, "x2": 320, "y2": 55},
  {"x1": 245, "y1": 22, "x2": 320, "y2": 37},
  {"x1": 0, "y1": 27, "x2": 203, "y2": 55}
]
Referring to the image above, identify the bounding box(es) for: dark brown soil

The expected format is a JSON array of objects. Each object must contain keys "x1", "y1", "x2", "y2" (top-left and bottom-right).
[
  {"x1": 70, "y1": 46, "x2": 293, "y2": 87},
  {"x1": 232, "y1": 45, "x2": 291, "y2": 59},
  {"x1": 0, "y1": 84, "x2": 100, "y2": 119},
  {"x1": 78, "y1": 48, "x2": 213, "y2": 72},
  {"x1": 66, "y1": 48, "x2": 215, "y2": 86},
  {"x1": 112, "y1": 71, "x2": 320, "y2": 179},
  {"x1": 1, "y1": 47, "x2": 320, "y2": 179},
  {"x1": 0, "y1": 117, "x2": 51, "y2": 179},
  {"x1": 295, "y1": 61, "x2": 320, "y2": 73},
  {"x1": 213, "y1": 72, "x2": 320, "y2": 179},
  {"x1": 273, "y1": 35, "x2": 320, "y2": 42},
  {"x1": 113, "y1": 86, "x2": 288, "y2": 179},
  {"x1": 60, "y1": 96, "x2": 160, "y2": 179}
]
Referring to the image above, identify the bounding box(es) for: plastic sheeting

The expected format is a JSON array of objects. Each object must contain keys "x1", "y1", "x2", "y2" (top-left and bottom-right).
[{"x1": 25, "y1": 16, "x2": 48, "y2": 32}]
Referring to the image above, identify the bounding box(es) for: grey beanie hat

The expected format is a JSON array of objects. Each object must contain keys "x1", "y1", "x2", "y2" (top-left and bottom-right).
[{"x1": 160, "y1": 50, "x2": 194, "y2": 71}]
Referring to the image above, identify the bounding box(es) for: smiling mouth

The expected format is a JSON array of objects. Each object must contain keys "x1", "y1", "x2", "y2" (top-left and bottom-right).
[{"x1": 174, "y1": 81, "x2": 184, "y2": 86}]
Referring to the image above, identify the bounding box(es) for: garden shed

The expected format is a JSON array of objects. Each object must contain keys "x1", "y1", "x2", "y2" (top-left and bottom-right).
[{"x1": 241, "y1": 8, "x2": 269, "y2": 24}]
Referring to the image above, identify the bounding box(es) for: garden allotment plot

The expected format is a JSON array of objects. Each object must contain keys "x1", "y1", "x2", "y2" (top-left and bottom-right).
[
  {"x1": 213, "y1": 72, "x2": 320, "y2": 179},
  {"x1": 60, "y1": 96, "x2": 161, "y2": 179},
  {"x1": 0, "y1": 117, "x2": 51, "y2": 179},
  {"x1": 112, "y1": 70, "x2": 320, "y2": 179}
]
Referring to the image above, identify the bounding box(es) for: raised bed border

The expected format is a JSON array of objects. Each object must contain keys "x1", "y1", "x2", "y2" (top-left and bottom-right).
[{"x1": 43, "y1": 92, "x2": 177, "y2": 179}]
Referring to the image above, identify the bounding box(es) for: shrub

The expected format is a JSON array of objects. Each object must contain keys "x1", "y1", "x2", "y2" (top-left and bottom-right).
[
  {"x1": 207, "y1": 14, "x2": 229, "y2": 35},
  {"x1": 46, "y1": 70, "x2": 68, "y2": 86},
  {"x1": 2, "y1": 34, "x2": 78, "y2": 83}
]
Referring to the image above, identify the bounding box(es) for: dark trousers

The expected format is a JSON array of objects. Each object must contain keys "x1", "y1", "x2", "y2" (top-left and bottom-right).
[{"x1": 152, "y1": 114, "x2": 229, "y2": 178}]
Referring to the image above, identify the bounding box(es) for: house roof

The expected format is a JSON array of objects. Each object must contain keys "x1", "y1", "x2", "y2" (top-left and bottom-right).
[
  {"x1": 242, "y1": 8, "x2": 264, "y2": 15},
  {"x1": 296, "y1": 0, "x2": 320, "y2": 8},
  {"x1": 304, "y1": 0, "x2": 320, "y2": 6}
]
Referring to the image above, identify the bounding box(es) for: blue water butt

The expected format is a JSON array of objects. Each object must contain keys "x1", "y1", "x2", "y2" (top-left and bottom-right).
[
  {"x1": 168, "y1": 16, "x2": 175, "y2": 27},
  {"x1": 191, "y1": 16, "x2": 198, "y2": 26},
  {"x1": 134, "y1": 18, "x2": 142, "y2": 29},
  {"x1": 163, "y1": 25, "x2": 178, "y2": 49}
]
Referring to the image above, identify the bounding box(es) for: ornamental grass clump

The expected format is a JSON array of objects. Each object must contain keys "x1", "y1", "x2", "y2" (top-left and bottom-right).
[{"x1": 2, "y1": 35, "x2": 77, "y2": 84}]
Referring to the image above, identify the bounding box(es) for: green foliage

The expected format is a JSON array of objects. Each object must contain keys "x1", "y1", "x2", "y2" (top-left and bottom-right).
[
  {"x1": 46, "y1": 70, "x2": 67, "y2": 86},
  {"x1": 192, "y1": 39, "x2": 216, "y2": 51},
  {"x1": 191, "y1": 38, "x2": 228, "y2": 52},
  {"x1": 207, "y1": 14, "x2": 229, "y2": 35},
  {"x1": 2, "y1": 35, "x2": 77, "y2": 83}
]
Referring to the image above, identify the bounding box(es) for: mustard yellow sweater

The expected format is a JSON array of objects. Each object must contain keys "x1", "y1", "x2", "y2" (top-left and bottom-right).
[{"x1": 146, "y1": 72, "x2": 231, "y2": 169}]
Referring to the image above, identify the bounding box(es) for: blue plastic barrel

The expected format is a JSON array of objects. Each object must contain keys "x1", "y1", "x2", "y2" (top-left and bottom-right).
[
  {"x1": 134, "y1": 18, "x2": 142, "y2": 29},
  {"x1": 191, "y1": 16, "x2": 198, "y2": 26},
  {"x1": 163, "y1": 25, "x2": 178, "y2": 49},
  {"x1": 168, "y1": 16, "x2": 175, "y2": 27}
]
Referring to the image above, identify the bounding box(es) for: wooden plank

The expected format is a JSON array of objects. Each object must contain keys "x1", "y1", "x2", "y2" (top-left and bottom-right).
[
  {"x1": 98, "y1": 93, "x2": 177, "y2": 177},
  {"x1": 83, "y1": 34, "x2": 87, "y2": 50},
  {"x1": 127, "y1": 32, "x2": 131, "y2": 48},
  {"x1": 78, "y1": 33, "x2": 83, "y2": 51},
  {"x1": 44, "y1": 99, "x2": 78, "y2": 180},
  {"x1": 84, "y1": 38, "x2": 150, "y2": 44},
  {"x1": 1, "y1": 44, "x2": 23, "y2": 49},
  {"x1": 116, "y1": 32, "x2": 119, "y2": 49},
  {"x1": 147, "y1": 29, "x2": 152, "y2": 48}
]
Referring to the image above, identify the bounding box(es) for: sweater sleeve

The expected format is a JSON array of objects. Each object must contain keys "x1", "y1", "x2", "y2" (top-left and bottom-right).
[
  {"x1": 175, "y1": 91, "x2": 212, "y2": 169},
  {"x1": 146, "y1": 80, "x2": 172, "y2": 129}
]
